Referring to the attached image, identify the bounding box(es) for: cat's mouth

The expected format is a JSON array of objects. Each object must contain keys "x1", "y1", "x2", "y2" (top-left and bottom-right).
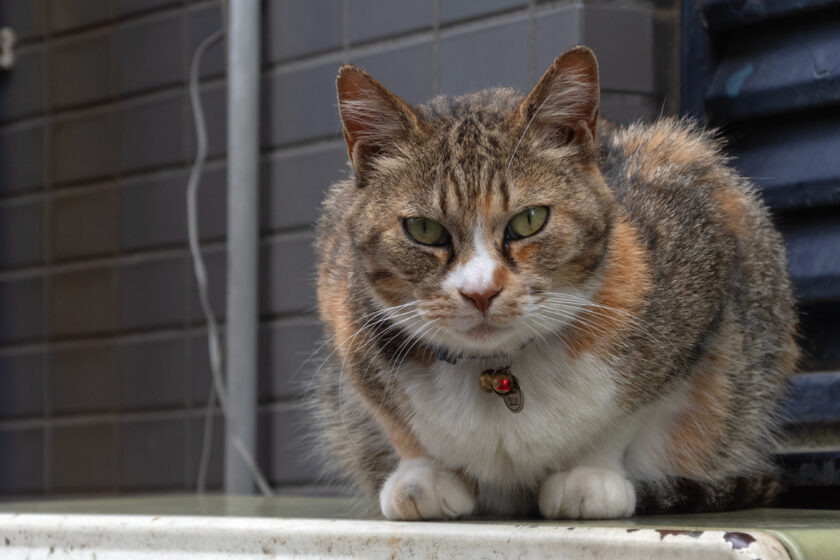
[{"x1": 464, "y1": 322, "x2": 510, "y2": 338}]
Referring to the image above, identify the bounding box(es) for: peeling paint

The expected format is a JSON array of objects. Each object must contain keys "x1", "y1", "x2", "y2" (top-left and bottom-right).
[
  {"x1": 656, "y1": 529, "x2": 704, "y2": 540},
  {"x1": 724, "y1": 531, "x2": 757, "y2": 550}
]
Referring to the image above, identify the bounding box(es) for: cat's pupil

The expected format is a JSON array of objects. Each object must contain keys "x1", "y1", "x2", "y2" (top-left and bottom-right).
[
  {"x1": 404, "y1": 217, "x2": 449, "y2": 246},
  {"x1": 507, "y1": 206, "x2": 549, "y2": 239}
]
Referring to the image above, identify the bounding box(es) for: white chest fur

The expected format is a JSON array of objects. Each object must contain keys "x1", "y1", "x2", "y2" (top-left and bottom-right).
[{"x1": 400, "y1": 341, "x2": 624, "y2": 489}]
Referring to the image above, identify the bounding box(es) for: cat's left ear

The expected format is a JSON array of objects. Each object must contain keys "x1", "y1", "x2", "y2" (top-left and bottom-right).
[
  {"x1": 336, "y1": 65, "x2": 423, "y2": 175},
  {"x1": 516, "y1": 46, "x2": 600, "y2": 147}
]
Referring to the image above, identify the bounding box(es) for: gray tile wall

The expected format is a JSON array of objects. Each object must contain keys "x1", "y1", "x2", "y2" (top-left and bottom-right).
[{"x1": 0, "y1": 0, "x2": 675, "y2": 498}]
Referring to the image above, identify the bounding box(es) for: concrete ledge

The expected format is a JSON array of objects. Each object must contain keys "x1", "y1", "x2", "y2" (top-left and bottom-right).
[
  {"x1": 0, "y1": 513, "x2": 788, "y2": 560},
  {"x1": 0, "y1": 495, "x2": 838, "y2": 559}
]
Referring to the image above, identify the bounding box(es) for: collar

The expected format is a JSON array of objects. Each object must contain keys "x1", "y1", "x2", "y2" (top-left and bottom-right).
[{"x1": 430, "y1": 336, "x2": 537, "y2": 365}]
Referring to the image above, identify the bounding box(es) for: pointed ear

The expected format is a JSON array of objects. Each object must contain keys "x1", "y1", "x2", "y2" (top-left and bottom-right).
[
  {"x1": 516, "y1": 46, "x2": 600, "y2": 148},
  {"x1": 336, "y1": 65, "x2": 422, "y2": 174}
]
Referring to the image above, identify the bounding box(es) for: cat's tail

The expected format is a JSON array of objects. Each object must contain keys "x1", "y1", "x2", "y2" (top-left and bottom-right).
[{"x1": 634, "y1": 472, "x2": 784, "y2": 514}]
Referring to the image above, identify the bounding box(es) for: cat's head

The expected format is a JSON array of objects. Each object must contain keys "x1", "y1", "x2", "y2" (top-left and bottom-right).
[{"x1": 335, "y1": 46, "x2": 616, "y2": 358}]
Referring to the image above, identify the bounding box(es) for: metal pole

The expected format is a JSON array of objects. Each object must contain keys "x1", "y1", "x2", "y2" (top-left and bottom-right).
[{"x1": 225, "y1": 0, "x2": 261, "y2": 494}]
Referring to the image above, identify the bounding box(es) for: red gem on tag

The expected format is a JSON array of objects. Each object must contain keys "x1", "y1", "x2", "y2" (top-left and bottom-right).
[{"x1": 494, "y1": 377, "x2": 512, "y2": 394}]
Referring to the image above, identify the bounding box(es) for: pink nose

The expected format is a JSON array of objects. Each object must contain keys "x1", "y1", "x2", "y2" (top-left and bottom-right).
[{"x1": 459, "y1": 287, "x2": 502, "y2": 313}]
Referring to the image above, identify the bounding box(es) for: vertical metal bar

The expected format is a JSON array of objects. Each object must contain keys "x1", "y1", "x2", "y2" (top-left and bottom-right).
[
  {"x1": 680, "y1": 0, "x2": 714, "y2": 123},
  {"x1": 225, "y1": 0, "x2": 261, "y2": 494}
]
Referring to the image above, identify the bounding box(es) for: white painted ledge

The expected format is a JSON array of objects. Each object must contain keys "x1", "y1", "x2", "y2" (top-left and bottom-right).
[{"x1": 0, "y1": 513, "x2": 789, "y2": 560}]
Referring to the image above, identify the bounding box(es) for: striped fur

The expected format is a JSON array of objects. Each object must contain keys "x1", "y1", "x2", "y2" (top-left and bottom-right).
[{"x1": 308, "y1": 47, "x2": 798, "y2": 519}]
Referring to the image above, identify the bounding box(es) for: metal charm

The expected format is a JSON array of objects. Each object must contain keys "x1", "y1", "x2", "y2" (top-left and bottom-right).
[{"x1": 479, "y1": 366, "x2": 524, "y2": 413}]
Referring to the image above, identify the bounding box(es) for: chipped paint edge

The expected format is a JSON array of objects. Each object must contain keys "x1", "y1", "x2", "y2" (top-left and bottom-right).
[{"x1": 0, "y1": 514, "x2": 792, "y2": 560}]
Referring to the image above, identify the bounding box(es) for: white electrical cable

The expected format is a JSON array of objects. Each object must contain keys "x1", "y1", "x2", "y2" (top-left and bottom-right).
[{"x1": 187, "y1": 15, "x2": 273, "y2": 496}]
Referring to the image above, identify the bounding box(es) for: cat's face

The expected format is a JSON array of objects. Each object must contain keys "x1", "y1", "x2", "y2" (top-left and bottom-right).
[{"x1": 337, "y1": 47, "x2": 615, "y2": 357}]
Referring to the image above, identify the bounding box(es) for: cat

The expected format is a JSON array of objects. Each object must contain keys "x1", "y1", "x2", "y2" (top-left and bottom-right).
[{"x1": 310, "y1": 46, "x2": 799, "y2": 520}]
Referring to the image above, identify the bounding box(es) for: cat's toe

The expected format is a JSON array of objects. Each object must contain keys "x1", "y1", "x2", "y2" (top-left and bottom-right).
[
  {"x1": 539, "y1": 466, "x2": 635, "y2": 519},
  {"x1": 379, "y1": 458, "x2": 475, "y2": 520}
]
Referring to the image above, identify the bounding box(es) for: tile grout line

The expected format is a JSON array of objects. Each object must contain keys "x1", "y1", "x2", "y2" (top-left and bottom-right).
[
  {"x1": 0, "y1": 223, "x2": 315, "y2": 284},
  {"x1": 0, "y1": 397, "x2": 316, "y2": 432},
  {"x1": 0, "y1": 135, "x2": 348, "y2": 210},
  {"x1": 0, "y1": 311, "x2": 320, "y2": 361}
]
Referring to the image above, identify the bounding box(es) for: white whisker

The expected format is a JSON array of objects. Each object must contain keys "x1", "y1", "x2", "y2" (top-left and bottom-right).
[{"x1": 506, "y1": 96, "x2": 550, "y2": 176}]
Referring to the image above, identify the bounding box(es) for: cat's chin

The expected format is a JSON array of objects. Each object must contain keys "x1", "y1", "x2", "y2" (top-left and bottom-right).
[{"x1": 430, "y1": 324, "x2": 533, "y2": 360}]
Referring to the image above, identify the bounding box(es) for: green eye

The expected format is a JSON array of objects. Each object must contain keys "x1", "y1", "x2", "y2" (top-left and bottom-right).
[
  {"x1": 506, "y1": 206, "x2": 549, "y2": 240},
  {"x1": 404, "y1": 217, "x2": 450, "y2": 246}
]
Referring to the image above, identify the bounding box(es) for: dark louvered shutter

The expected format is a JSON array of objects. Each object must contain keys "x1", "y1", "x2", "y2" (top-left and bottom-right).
[{"x1": 682, "y1": 0, "x2": 840, "y2": 505}]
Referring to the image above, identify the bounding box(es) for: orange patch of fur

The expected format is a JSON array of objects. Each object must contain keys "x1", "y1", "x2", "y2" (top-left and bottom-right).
[
  {"x1": 373, "y1": 274, "x2": 414, "y2": 307},
  {"x1": 318, "y1": 283, "x2": 355, "y2": 361},
  {"x1": 664, "y1": 317, "x2": 745, "y2": 478},
  {"x1": 319, "y1": 276, "x2": 427, "y2": 461},
  {"x1": 620, "y1": 122, "x2": 717, "y2": 182},
  {"x1": 509, "y1": 242, "x2": 539, "y2": 262},
  {"x1": 644, "y1": 126, "x2": 671, "y2": 152},
  {"x1": 666, "y1": 364, "x2": 731, "y2": 479},
  {"x1": 372, "y1": 408, "x2": 425, "y2": 460},
  {"x1": 668, "y1": 138, "x2": 712, "y2": 167},
  {"x1": 713, "y1": 187, "x2": 748, "y2": 236},
  {"x1": 477, "y1": 193, "x2": 495, "y2": 215},
  {"x1": 492, "y1": 265, "x2": 509, "y2": 289},
  {"x1": 565, "y1": 216, "x2": 651, "y2": 359}
]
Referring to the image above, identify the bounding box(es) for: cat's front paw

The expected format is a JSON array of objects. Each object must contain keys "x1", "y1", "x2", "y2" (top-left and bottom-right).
[
  {"x1": 538, "y1": 466, "x2": 635, "y2": 519},
  {"x1": 379, "y1": 458, "x2": 476, "y2": 520}
]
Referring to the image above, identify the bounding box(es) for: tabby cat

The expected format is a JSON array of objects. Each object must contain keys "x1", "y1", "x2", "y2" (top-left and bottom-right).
[{"x1": 311, "y1": 46, "x2": 798, "y2": 520}]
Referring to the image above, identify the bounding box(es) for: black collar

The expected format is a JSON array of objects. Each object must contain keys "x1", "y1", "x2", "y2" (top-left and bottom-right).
[{"x1": 430, "y1": 337, "x2": 537, "y2": 365}]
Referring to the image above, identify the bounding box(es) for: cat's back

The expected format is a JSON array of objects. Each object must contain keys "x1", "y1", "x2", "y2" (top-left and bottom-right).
[
  {"x1": 598, "y1": 118, "x2": 789, "y2": 287},
  {"x1": 598, "y1": 117, "x2": 797, "y2": 384},
  {"x1": 599, "y1": 118, "x2": 751, "y2": 234}
]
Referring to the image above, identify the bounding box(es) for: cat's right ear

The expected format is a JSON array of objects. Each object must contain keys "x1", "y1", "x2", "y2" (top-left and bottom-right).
[{"x1": 336, "y1": 65, "x2": 422, "y2": 175}]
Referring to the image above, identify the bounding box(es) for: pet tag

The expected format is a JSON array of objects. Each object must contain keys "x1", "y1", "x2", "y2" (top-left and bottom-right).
[{"x1": 479, "y1": 366, "x2": 524, "y2": 413}]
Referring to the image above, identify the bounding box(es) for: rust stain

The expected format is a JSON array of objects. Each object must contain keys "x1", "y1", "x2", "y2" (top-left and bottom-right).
[{"x1": 388, "y1": 534, "x2": 402, "y2": 560}]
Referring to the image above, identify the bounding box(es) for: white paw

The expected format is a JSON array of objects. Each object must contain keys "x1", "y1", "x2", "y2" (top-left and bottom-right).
[
  {"x1": 379, "y1": 458, "x2": 476, "y2": 520},
  {"x1": 538, "y1": 466, "x2": 635, "y2": 519}
]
